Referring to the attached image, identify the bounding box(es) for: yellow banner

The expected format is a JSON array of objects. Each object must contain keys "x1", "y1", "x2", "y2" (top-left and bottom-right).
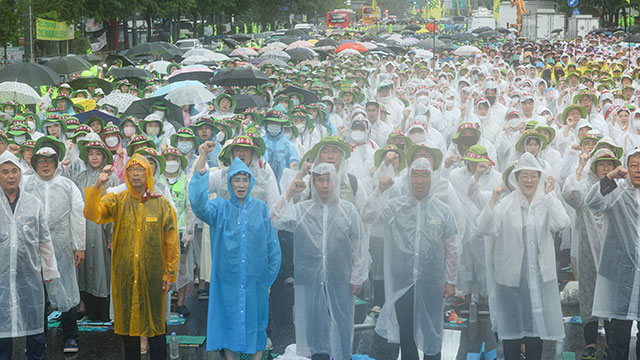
[
  {"x1": 493, "y1": 0, "x2": 500, "y2": 22},
  {"x1": 36, "y1": 18, "x2": 74, "y2": 41}
]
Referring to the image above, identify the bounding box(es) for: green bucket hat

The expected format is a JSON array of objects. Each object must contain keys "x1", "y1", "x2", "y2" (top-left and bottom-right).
[
  {"x1": 451, "y1": 122, "x2": 481, "y2": 143},
  {"x1": 139, "y1": 114, "x2": 164, "y2": 137},
  {"x1": 562, "y1": 104, "x2": 588, "y2": 124},
  {"x1": 405, "y1": 143, "x2": 443, "y2": 170},
  {"x1": 215, "y1": 93, "x2": 237, "y2": 110},
  {"x1": 590, "y1": 137, "x2": 623, "y2": 159},
  {"x1": 34, "y1": 135, "x2": 66, "y2": 161},
  {"x1": 374, "y1": 145, "x2": 407, "y2": 171},
  {"x1": 218, "y1": 134, "x2": 267, "y2": 165},
  {"x1": 300, "y1": 135, "x2": 352, "y2": 165},
  {"x1": 126, "y1": 134, "x2": 155, "y2": 156},
  {"x1": 579, "y1": 131, "x2": 603, "y2": 146},
  {"x1": 162, "y1": 146, "x2": 188, "y2": 170},
  {"x1": 79, "y1": 140, "x2": 114, "y2": 165},
  {"x1": 263, "y1": 110, "x2": 290, "y2": 124},
  {"x1": 170, "y1": 127, "x2": 200, "y2": 148},
  {"x1": 134, "y1": 147, "x2": 166, "y2": 175},
  {"x1": 462, "y1": 144, "x2": 495, "y2": 166},
  {"x1": 590, "y1": 148, "x2": 621, "y2": 174},
  {"x1": 516, "y1": 130, "x2": 549, "y2": 153},
  {"x1": 573, "y1": 89, "x2": 598, "y2": 105}
]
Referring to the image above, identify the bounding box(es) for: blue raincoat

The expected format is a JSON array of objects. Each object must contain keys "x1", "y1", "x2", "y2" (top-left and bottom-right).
[
  {"x1": 264, "y1": 129, "x2": 299, "y2": 187},
  {"x1": 189, "y1": 157, "x2": 282, "y2": 353}
]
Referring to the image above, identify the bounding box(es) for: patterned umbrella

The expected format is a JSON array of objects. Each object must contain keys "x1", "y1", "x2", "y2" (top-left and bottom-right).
[
  {"x1": 229, "y1": 47, "x2": 259, "y2": 58},
  {"x1": 165, "y1": 86, "x2": 214, "y2": 107},
  {"x1": 97, "y1": 93, "x2": 140, "y2": 114},
  {"x1": 262, "y1": 50, "x2": 291, "y2": 61},
  {"x1": 286, "y1": 40, "x2": 315, "y2": 50},
  {"x1": 0, "y1": 81, "x2": 42, "y2": 104}
]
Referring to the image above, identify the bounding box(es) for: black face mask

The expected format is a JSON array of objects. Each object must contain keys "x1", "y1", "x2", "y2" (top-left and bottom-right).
[
  {"x1": 457, "y1": 136, "x2": 478, "y2": 146},
  {"x1": 486, "y1": 96, "x2": 496, "y2": 105}
]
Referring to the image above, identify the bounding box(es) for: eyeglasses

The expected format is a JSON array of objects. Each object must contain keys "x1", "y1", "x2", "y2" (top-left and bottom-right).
[
  {"x1": 36, "y1": 157, "x2": 56, "y2": 164},
  {"x1": 126, "y1": 166, "x2": 146, "y2": 174},
  {"x1": 629, "y1": 164, "x2": 640, "y2": 171}
]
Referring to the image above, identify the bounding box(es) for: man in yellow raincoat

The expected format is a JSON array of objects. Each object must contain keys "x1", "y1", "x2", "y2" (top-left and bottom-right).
[{"x1": 83, "y1": 154, "x2": 179, "y2": 360}]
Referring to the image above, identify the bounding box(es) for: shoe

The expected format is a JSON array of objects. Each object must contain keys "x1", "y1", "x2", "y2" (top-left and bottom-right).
[
  {"x1": 63, "y1": 339, "x2": 78, "y2": 353},
  {"x1": 177, "y1": 305, "x2": 190, "y2": 317},
  {"x1": 197, "y1": 289, "x2": 209, "y2": 300},
  {"x1": 582, "y1": 346, "x2": 596, "y2": 360}
]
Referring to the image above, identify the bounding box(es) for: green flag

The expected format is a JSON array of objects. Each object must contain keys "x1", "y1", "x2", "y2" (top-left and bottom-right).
[
  {"x1": 244, "y1": 24, "x2": 247, "y2": 33},
  {"x1": 214, "y1": 24, "x2": 217, "y2": 36},
  {"x1": 268, "y1": 24, "x2": 271, "y2": 31},
  {"x1": 236, "y1": 25, "x2": 239, "y2": 34}
]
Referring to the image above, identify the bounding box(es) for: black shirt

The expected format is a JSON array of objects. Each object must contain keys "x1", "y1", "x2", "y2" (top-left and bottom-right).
[{"x1": 5, "y1": 189, "x2": 19, "y2": 213}]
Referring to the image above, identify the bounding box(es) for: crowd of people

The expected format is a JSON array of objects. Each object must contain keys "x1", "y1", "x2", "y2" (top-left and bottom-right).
[{"x1": 2, "y1": 29, "x2": 640, "y2": 360}]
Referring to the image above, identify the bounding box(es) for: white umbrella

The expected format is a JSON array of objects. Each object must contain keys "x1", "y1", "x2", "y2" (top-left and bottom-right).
[
  {"x1": 183, "y1": 48, "x2": 230, "y2": 62},
  {"x1": 413, "y1": 49, "x2": 434, "y2": 60},
  {"x1": 209, "y1": 53, "x2": 230, "y2": 62},
  {"x1": 147, "y1": 61, "x2": 171, "y2": 75},
  {"x1": 165, "y1": 86, "x2": 214, "y2": 107},
  {"x1": 0, "y1": 81, "x2": 42, "y2": 104},
  {"x1": 229, "y1": 48, "x2": 258, "y2": 57},
  {"x1": 97, "y1": 92, "x2": 140, "y2": 113},
  {"x1": 337, "y1": 49, "x2": 362, "y2": 57},
  {"x1": 286, "y1": 40, "x2": 314, "y2": 50},
  {"x1": 402, "y1": 38, "x2": 420, "y2": 46},
  {"x1": 262, "y1": 50, "x2": 291, "y2": 61},
  {"x1": 454, "y1": 45, "x2": 482, "y2": 56},
  {"x1": 361, "y1": 42, "x2": 378, "y2": 50},
  {"x1": 260, "y1": 42, "x2": 288, "y2": 52},
  {"x1": 182, "y1": 55, "x2": 213, "y2": 66}
]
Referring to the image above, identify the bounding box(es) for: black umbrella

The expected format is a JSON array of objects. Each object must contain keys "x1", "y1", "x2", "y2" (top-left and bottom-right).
[
  {"x1": 106, "y1": 66, "x2": 152, "y2": 80},
  {"x1": 44, "y1": 55, "x2": 92, "y2": 75},
  {"x1": 451, "y1": 33, "x2": 477, "y2": 42},
  {"x1": 0, "y1": 62, "x2": 62, "y2": 89},
  {"x1": 472, "y1": 26, "x2": 493, "y2": 34},
  {"x1": 75, "y1": 109, "x2": 121, "y2": 126},
  {"x1": 231, "y1": 34, "x2": 252, "y2": 42},
  {"x1": 370, "y1": 46, "x2": 397, "y2": 56},
  {"x1": 105, "y1": 54, "x2": 135, "y2": 67},
  {"x1": 405, "y1": 24, "x2": 422, "y2": 31},
  {"x1": 68, "y1": 77, "x2": 113, "y2": 94},
  {"x1": 272, "y1": 36, "x2": 296, "y2": 45},
  {"x1": 285, "y1": 29, "x2": 306, "y2": 37},
  {"x1": 211, "y1": 67, "x2": 269, "y2": 87},
  {"x1": 221, "y1": 38, "x2": 241, "y2": 49},
  {"x1": 276, "y1": 85, "x2": 319, "y2": 105},
  {"x1": 624, "y1": 34, "x2": 640, "y2": 43},
  {"x1": 551, "y1": 28, "x2": 563, "y2": 34},
  {"x1": 385, "y1": 45, "x2": 407, "y2": 55},
  {"x1": 495, "y1": 27, "x2": 510, "y2": 33},
  {"x1": 315, "y1": 38, "x2": 338, "y2": 47},
  {"x1": 233, "y1": 94, "x2": 268, "y2": 112},
  {"x1": 124, "y1": 42, "x2": 172, "y2": 57},
  {"x1": 81, "y1": 53, "x2": 102, "y2": 64},
  {"x1": 478, "y1": 31, "x2": 501, "y2": 39},
  {"x1": 415, "y1": 39, "x2": 452, "y2": 51},
  {"x1": 167, "y1": 68, "x2": 215, "y2": 84},
  {"x1": 121, "y1": 96, "x2": 183, "y2": 131},
  {"x1": 286, "y1": 48, "x2": 315, "y2": 61}
]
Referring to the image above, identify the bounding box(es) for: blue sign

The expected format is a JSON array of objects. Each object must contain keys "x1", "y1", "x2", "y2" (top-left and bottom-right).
[
  {"x1": 568, "y1": 0, "x2": 578, "y2": 7},
  {"x1": 572, "y1": 7, "x2": 580, "y2": 15}
]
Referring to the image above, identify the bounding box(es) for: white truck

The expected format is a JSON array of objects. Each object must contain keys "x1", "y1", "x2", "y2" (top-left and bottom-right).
[{"x1": 470, "y1": 7, "x2": 497, "y2": 31}]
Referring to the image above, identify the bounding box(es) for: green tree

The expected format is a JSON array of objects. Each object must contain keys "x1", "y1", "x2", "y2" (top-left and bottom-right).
[{"x1": 0, "y1": 0, "x2": 26, "y2": 63}]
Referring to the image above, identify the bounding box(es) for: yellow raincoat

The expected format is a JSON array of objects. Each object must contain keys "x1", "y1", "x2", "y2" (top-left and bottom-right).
[{"x1": 83, "y1": 154, "x2": 179, "y2": 337}]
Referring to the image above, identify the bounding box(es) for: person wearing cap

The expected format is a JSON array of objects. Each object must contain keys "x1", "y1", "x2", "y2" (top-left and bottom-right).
[
  {"x1": 212, "y1": 94, "x2": 236, "y2": 119},
  {"x1": 468, "y1": 98, "x2": 503, "y2": 143},
  {"x1": 22, "y1": 112, "x2": 43, "y2": 141},
  {"x1": 161, "y1": 147, "x2": 196, "y2": 317},
  {"x1": 449, "y1": 145, "x2": 501, "y2": 312},
  {"x1": 22, "y1": 137, "x2": 86, "y2": 354},
  {"x1": 559, "y1": 128, "x2": 602, "y2": 183},
  {"x1": 190, "y1": 157, "x2": 281, "y2": 360},
  {"x1": 0, "y1": 151, "x2": 60, "y2": 360},
  {"x1": 447, "y1": 122, "x2": 497, "y2": 172},
  {"x1": 19, "y1": 139, "x2": 36, "y2": 171},
  {"x1": 563, "y1": 147, "x2": 619, "y2": 359},
  {"x1": 140, "y1": 113, "x2": 167, "y2": 149},
  {"x1": 54, "y1": 95, "x2": 75, "y2": 116},
  {"x1": 71, "y1": 140, "x2": 120, "y2": 322},
  {"x1": 85, "y1": 154, "x2": 179, "y2": 360},
  {"x1": 480, "y1": 152, "x2": 569, "y2": 360},
  {"x1": 274, "y1": 162, "x2": 368, "y2": 360},
  {"x1": 262, "y1": 111, "x2": 299, "y2": 186},
  {"x1": 170, "y1": 127, "x2": 199, "y2": 173},
  {"x1": 361, "y1": 156, "x2": 458, "y2": 360}
]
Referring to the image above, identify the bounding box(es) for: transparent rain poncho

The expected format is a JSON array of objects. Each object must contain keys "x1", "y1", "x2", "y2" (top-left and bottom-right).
[
  {"x1": 478, "y1": 152, "x2": 569, "y2": 341},
  {"x1": 363, "y1": 158, "x2": 458, "y2": 356},
  {"x1": 586, "y1": 148, "x2": 640, "y2": 320},
  {"x1": 22, "y1": 156, "x2": 86, "y2": 313},
  {"x1": 272, "y1": 163, "x2": 369, "y2": 360},
  {"x1": 0, "y1": 152, "x2": 59, "y2": 338}
]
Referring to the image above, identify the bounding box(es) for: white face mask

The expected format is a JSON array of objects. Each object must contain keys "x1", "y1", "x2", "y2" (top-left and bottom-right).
[
  {"x1": 146, "y1": 126, "x2": 160, "y2": 137},
  {"x1": 508, "y1": 118, "x2": 522, "y2": 128},
  {"x1": 27, "y1": 121, "x2": 36, "y2": 132},
  {"x1": 614, "y1": 99, "x2": 625, "y2": 106},
  {"x1": 153, "y1": 110, "x2": 166, "y2": 119},
  {"x1": 296, "y1": 124, "x2": 306, "y2": 133},
  {"x1": 266, "y1": 124, "x2": 282, "y2": 136},
  {"x1": 105, "y1": 136, "x2": 119, "y2": 147},
  {"x1": 350, "y1": 130, "x2": 366, "y2": 143},
  {"x1": 123, "y1": 126, "x2": 136, "y2": 138},
  {"x1": 633, "y1": 119, "x2": 640, "y2": 129},
  {"x1": 165, "y1": 160, "x2": 180, "y2": 174},
  {"x1": 291, "y1": 98, "x2": 300, "y2": 106},
  {"x1": 13, "y1": 135, "x2": 26, "y2": 145},
  {"x1": 177, "y1": 142, "x2": 194, "y2": 154},
  {"x1": 284, "y1": 131, "x2": 293, "y2": 140},
  {"x1": 216, "y1": 132, "x2": 225, "y2": 143},
  {"x1": 416, "y1": 95, "x2": 429, "y2": 104}
]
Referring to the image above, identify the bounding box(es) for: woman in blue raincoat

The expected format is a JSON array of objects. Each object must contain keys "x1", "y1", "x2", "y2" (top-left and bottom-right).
[{"x1": 189, "y1": 157, "x2": 281, "y2": 359}]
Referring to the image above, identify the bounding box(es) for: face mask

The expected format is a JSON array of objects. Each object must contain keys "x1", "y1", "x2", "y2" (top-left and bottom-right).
[
  {"x1": 291, "y1": 98, "x2": 300, "y2": 106},
  {"x1": 165, "y1": 160, "x2": 180, "y2": 174},
  {"x1": 5, "y1": 110, "x2": 14, "y2": 117},
  {"x1": 350, "y1": 130, "x2": 366, "y2": 143},
  {"x1": 13, "y1": 135, "x2": 26, "y2": 145},
  {"x1": 416, "y1": 95, "x2": 429, "y2": 104},
  {"x1": 27, "y1": 121, "x2": 35, "y2": 131},
  {"x1": 123, "y1": 126, "x2": 136, "y2": 137},
  {"x1": 153, "y1": 110, "x2": 165, "y2": 119},
  {"x1": 266, "y1": 124, "x2": 282, "y2": 137},
  {"x1": 177, "y1": 142, "x2": 194, "y2": 154},
  {"x1": 486, "y1": 95, "x2": 496, "y2": 105},
  {"x1": 284, "y1": 131, "x2": 293, "y2": 140},
  {"x1": 508, "y1": 118, "x2": 522, "y2": 128},
  {"x1": 296, "y1": 124, "x2": 306, "y2": 133},
  {"x1": 146, "y1": 126, "x2": 160, "y2": 137},
  {"x1": 614, "y1": 99, "x2": 624, "y2": 106},
  {"x1": 105, "y1": 136, "x2": 119, "y2": 148},
  {"x1": 216, "y1": 132, "x2": 225, "y2": 143}
]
